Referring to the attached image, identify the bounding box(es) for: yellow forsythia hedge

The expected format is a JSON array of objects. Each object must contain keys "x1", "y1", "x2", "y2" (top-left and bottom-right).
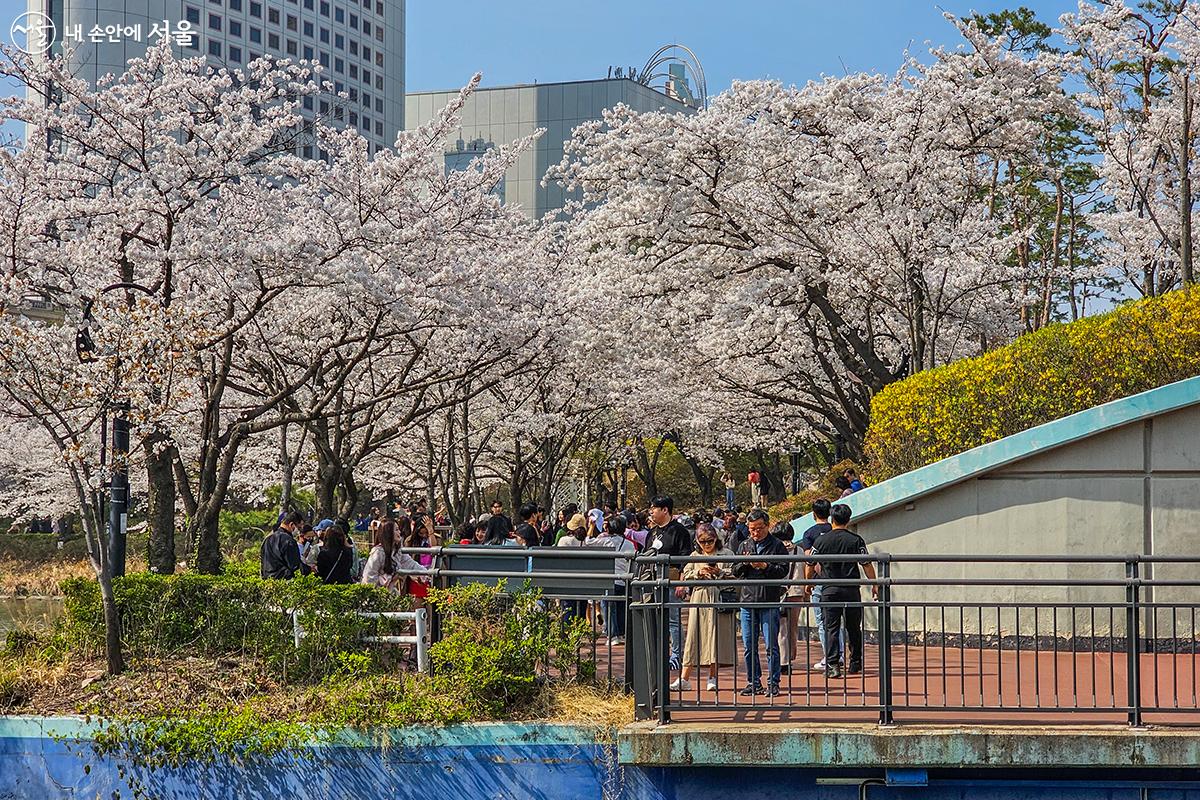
[{"x1": 864, "y1": 287, "x2": 1200, "y2": 481}]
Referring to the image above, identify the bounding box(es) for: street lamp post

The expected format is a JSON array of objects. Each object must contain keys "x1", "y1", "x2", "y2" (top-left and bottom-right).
[{"x1": 75, "y1": 281, "x2": 155, "y2": 579}]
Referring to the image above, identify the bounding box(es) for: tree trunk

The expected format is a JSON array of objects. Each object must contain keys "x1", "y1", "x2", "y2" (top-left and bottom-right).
[
  {"x1": 192, "y1": 508, "x2": 223, "y2": 574},
  {"x1": 99, "y1": 570, "x2": 125, "y2": 675},
  {"x1": 143, "y1": 435, "x2": 177, "y2": 574},
  {"x1": 1181, "y1": 73, "x2": 1194, "y2": 285},
  {"x1": 314, "y1": 449, "x2": 338, "y2": 520}
]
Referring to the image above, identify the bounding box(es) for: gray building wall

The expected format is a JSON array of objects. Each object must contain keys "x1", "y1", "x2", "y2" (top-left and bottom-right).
[
  {"x1": 854, "y1": 404, "x2": 1200, "y2": 636},
  {"x1": 28, "y1": 0, "x2": 404, "y2": 155},
  {"x1": 404, "y1": 79, "x2": 693, "y2": 218}
]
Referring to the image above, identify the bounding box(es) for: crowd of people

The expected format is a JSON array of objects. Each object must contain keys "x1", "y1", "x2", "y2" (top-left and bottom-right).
[{"x1": 258, "y1": 468, "x2": 873, "y2": 696}]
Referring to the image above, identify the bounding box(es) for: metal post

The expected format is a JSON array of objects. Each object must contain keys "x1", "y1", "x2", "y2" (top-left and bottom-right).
[
  {"x1": 109, "y1": 408, "x2": 129, "y2": 578},
  {"x1": 292, "y1": 610, "x2": 304, "y2": 649},
  {"x1": 877, "y1": 559, "x2": 894, "y2": 726},
  {"x1": 658, "y1": 559, "x2": 671, "y2": 725},
  {"x1": 414, "y1": 607, "x2": 429, "y2": 673},
  {"x1": 1126, "y1": 558, "x2": 1143, "y2": 727},
  {"x1": 622, "y1": 578, "x2": 634, "y2": 692}
]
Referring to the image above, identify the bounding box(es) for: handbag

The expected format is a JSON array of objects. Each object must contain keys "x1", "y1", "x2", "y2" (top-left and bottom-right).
[{"x1": 717, "y1": 586, "x2": 739, "y2": 614}]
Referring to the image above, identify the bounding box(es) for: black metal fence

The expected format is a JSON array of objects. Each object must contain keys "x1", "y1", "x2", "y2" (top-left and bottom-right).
[
  {"x1": 400, "y1": 548, "x2": 1200, "y2": 727},
  {"x1": 629, "y1": 552, "x2": 1200, "y2": 726}
]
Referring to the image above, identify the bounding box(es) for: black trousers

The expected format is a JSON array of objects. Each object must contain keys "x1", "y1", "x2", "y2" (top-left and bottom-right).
[{"x1": 821, "y1": 587, "x2": 863, "y2": 668}]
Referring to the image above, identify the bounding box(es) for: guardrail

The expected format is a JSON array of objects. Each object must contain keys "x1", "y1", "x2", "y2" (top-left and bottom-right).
[
  {"x1": 288, "y1": 607, "x2": 430, "y2": 672},
  {"x1": 628, "y1": 552, "x2": 1200, "y2": 726}
]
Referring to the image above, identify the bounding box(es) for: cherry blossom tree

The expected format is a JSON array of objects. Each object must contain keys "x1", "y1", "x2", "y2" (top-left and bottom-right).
[{"x1": 550, "y1": 18, "x2": 1071, "y2": 455}]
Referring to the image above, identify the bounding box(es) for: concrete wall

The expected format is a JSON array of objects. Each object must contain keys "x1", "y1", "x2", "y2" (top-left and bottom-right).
[
  {"x1": 855, "y1": 405, "x2": 1200, "y2": 637},
  {"x1": 405, "y1": 79, "x2": 693, "y2": 218}
]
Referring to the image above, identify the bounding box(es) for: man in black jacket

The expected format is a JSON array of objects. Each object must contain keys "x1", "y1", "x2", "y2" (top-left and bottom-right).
[
  {"x1": 806, "y1": 503, "x2": 878, "y2": 678},
  {"x1": 261, "y1": 510, "x2": 303, "y2": 579},
  {"x1": 639, "y1": 495, "x2": 693, "y2": 670},
  {"x1": 734, "y1": 508, "x2": 789, "y2": 696}
]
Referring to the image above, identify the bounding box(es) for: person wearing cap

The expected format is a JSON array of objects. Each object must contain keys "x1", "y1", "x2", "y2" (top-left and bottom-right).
[
  {"x1": 587, "y1": 508, "x2": 605, "y2": 538},
  {"x1": 557, "y1": 513, "x2": 588, "y2": 547}
]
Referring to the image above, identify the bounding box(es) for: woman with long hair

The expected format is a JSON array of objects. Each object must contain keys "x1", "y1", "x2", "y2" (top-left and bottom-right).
[
  {"x1": 361, "y1": 520, "x2": 427, "y2": 592},
  {"x1": 316, "y1": 523, "x2": 353, "y2": 584},
  {"x1": 482, "y1": 514, "x2": 516, "y2": 546}
]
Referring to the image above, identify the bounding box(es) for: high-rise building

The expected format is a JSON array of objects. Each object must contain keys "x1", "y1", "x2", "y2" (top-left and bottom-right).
[
  {"x1": 405, "y1": 76, "x2": 696, "y2": 219},
  {"x1": 22, "y1": 0, "x2": 405, "y2": 154}
]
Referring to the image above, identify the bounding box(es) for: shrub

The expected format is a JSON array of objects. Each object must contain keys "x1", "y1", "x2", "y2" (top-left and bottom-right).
[
  {"x1": 865, "y1": 287, "x2": 1200, "y2": 480},
  {"x1": 57, "y1": 573, "x2": 409, "y2": 681}
]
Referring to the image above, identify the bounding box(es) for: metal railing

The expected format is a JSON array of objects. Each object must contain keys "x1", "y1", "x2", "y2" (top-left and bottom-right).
[
  {"x1": 628, "y1": 552, "x2": 1200, "y2": 727},
  {"x1": 387, "y1": 547, "x2": 1200, "y2": 726}
]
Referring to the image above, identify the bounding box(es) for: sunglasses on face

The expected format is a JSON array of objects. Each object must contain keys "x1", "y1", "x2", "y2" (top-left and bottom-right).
[{"x1": 698, "y1": 538, "x2": 717, "y2": 545}]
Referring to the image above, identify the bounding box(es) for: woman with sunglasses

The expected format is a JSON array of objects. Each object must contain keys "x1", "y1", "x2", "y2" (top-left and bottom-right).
[{"x1": 672, "y1": 523, "x2": 736, "y2": 692}]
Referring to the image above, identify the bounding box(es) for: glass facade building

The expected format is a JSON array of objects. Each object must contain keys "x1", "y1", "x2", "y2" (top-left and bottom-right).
[
  {"x1": 404, "y1": 78, "x2": 694, "y2": 218},
  {"x1": 25, "y1": 0, "x2": 405, "y2": 156}
]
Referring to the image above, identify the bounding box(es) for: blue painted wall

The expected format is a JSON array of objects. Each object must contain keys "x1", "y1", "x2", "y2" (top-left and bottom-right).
[{"x1": 3, "y1": 718, "x2": 1200, "y2": 800}]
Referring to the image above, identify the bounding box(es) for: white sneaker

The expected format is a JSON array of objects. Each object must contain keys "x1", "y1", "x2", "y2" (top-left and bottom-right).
[
  {"x1": 706, "y1": 677, "x2": 718, "y2": 691},
  {"x1": 669, "y1": 677, "x2": 691, "y2": 691},
  {"x1": 811, "y1": 659, "x2": 827, "y2": 671},
  {"x1": 610, "y1": 636, "x2": 624, "y2": 645}
]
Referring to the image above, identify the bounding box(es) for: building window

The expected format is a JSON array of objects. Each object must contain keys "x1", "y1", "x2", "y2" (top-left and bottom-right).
[
  {"x1": 334, "y1": 57, "x2": 344, "y2": 73},
  {"x1": 361, "y1": 115, "x2": 369, "y2": 130},
  {"x1": 229, "y1": 45, "x2": 242, "y2": 62},
  {"x1": 208, "y1": 13, "x2": 221, "y2": 30},
  {"x1": 319, "y1": 51, "x2": 329, "y2": 67},
  {"x1": 208, "y1": 0, "x2": 220, "y2": 5},
  {"x1": 187, "y1": 32, "x2": 200, "y2": 49},
  {"x1": 303, "y1": 145, "x2": 313, "y2": 158},
  {"x1": 304, "y1": 0, "x2": 313, "y2": 7},
  {"x1": 286, "y1": 39, "x2": 297, "y2": 55},
  {"x1": 334, "y1": 6, "x2": 344, "y2": 22},
  {"x1": 286, "y1": 14, "x2": 297, "y2": 30},
  {"x1": 362, "y1": 21, "x2": 369, "y2": 36},
  {"x1": 374, "y1": 52, "x2": 382, "y2": 66},
  {"x1": 374, "y1": 120, "x2": 382, "y2": 136},
  {"x1": 374, "y1": 26, "x2": 382, "y2": 41},
  {"x1": 303, "y1": 45, "x2": 313, "y2": 59},
  {"x1": 319, "y1": 99, "x2": 329, "y2": 113},
  {"x1": 319, "y1": 27, "x2": 329, "y2": 42},
  {"x1": 375, "y1": 0, "x2": 381, "y2": 13},
  {"x1": 229, "y1": 20, "x2": 241, "y2": 36},
  {"x1": 303, "y1": 95, "x2": 313, "y2": 110},
  {"x1": 374, "y1": 75, "x2": 382, "y2": 90},
  {"x1": 250, "y1": 0, "x2": 261, "y2": 14},
  {"x1": 375, "y1": 98, "x2": 381, "y2": 113},
  {"x1": 185, "y1": 6, "x2": 200, "y2": 24},
  {"x1": 361, "y1": 45, "x2": 370, "y2": 60},
  {"x1": 349, "y1": 64, "x2": 356, "y2": 79},
  {"x1": 229, "y1": 0, "x2": 241, "y2": 9},
  {"x1": 268, "y1": 32, "x2": 279, "y2": 48},
  {"x1": 208, "y1": 39, "x2": 222, "y2": 56},
  {"x1": 303, "y1": 20, "x2": 313, "y2": 36},
  {"x1": 361, "y1": 68, "x2": 370, "y2": 84},
  {"x1": 334, "y1": 33, "x2": 343, "y2": 49},
  {"x1": 349, "y1": 111, "x2": 357, "y2": 125},
  {"x1": 319, "y1": 0, "x2": 329, "y2": 14},
  {"x1": 348, "y1": 87, "x2": 356, "y2": 100},
  {"x1": 348, "y1": 40, "x2": 357, "y2": 55},
  {"x1": 249, "y1": 50, "x2": 259, "y2": 60},
  {"x1": 268, "y1": 7, "x2": 279, "y2": 23},
  {"x1": 349, "y1": 12, "x2": 357, "y2": 27},
  {"x1": 249, "y1": 25, "x2": 261, "y2": 42},
  {"x1": 334, "y1": 80, "x2": 343, "y2": 93}
]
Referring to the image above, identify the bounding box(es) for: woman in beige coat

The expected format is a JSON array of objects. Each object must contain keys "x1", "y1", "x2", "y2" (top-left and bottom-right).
[{"x1": 672, "y1": 523, "x2": 736, "y2": 691}]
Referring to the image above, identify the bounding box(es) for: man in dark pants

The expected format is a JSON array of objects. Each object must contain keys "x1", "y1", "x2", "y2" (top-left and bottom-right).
[
  {"x1": 734, "y1": 508, "x2": 789, "y2": 696},
  {"x1": 806, "y1": 504, "x2": 877, "y2": 678}
]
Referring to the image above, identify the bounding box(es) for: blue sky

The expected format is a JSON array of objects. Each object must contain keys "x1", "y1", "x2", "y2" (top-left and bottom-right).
[
  {"x1": 405, "y1": 0, "x2": 1080, "y2": 94},
  {"x1": 1, "y1": 1, "x2": 1080, "y2": 95}
]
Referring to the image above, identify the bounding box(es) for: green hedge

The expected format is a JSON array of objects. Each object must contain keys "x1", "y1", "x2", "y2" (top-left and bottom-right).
[
  {"x1": 59, "y1": 573, "x2": 409, "y2": 681},
  {"x1": 865, "y1": 287, "x2": 1200, "y2": 480}
]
